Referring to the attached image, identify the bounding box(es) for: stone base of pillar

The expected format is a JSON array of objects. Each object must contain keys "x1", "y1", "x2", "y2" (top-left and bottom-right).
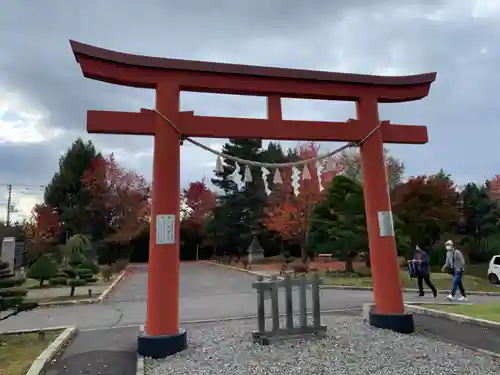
[
  {"x1": 137, "y1": 328, "x2": 187, "y2": 359},
  {"x1": 369, "y1": 311, "x2": 415, "y2": 334}
]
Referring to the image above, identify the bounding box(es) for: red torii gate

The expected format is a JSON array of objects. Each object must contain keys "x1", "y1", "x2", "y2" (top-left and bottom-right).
[{"x1": 70, "y1": 40, "x2": 436, "y2": 358}]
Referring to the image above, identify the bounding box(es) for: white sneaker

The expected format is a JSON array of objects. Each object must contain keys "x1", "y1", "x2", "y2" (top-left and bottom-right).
[
  {"x1": 458, "y1": 296, "x2": 467, "y2": 302},
  {"x1": 446, "y1": 294, "x2": 454, "y2": 301}
]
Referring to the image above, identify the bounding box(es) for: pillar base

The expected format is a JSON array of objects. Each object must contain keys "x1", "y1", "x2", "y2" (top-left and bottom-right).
[
  {"x1": 369, "y1": 311, "x2": 414, "y2": 334},
  {"x1": 137, "y1": 328, "x2": 187, "y2": 359}
]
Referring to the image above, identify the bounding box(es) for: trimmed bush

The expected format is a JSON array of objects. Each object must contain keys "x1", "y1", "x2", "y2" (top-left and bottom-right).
[
  {"x1": 62, "y1": 268, "x2": 77, "y2": 278},
  {"x1": 77, "y1": 259, "x2": 99, "y2": 275},
  {"x1": 85, "y1": 277, "x2": 98, "y2": 283},
  {"x1": 75, "y1": 268, "x2": 93, "y2": 279},
  {"x1": 0, "y1": 260, "x2": 28, "y2": 312},
  {"x1": 27, "y1": 255, "x2": 58, "y2": 286},
  {"x1": 49, "y1": 277, "x2": 68, "y2": 286}
]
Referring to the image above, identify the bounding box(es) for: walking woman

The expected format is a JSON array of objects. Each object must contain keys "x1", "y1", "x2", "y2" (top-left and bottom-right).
[{"x1": 413, "y1": 244, "x2": 437, "y2": 297}]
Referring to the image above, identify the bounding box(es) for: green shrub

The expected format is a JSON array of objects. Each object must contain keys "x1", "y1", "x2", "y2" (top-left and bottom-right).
[
  {"x1": 77, "y1": 259, "x2": 99, "y2": 275},
  {"x1": 49, "y1": 277, "x2": 68, "y2": 286},
  {"x1": 27, "y1": 255, "x2": 58, "y2": 286},
  {"x1": 85, "y1": 277, "x2": 98, "y2": 283},
  {"x1": 0, "y1": 261, "x2": 28, "y2": 312},
  {"x1": 75, "y1": 268, "x2": 93, "y2": 279},
  {"x1": 62, "y1": 268, "x2": 77, "y2": 278},
  {"x1": 68, "y1": 253, "x2": 84, "y2": 267}
]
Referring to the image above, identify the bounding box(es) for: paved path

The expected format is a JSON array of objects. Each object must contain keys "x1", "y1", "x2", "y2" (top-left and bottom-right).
[
  {"x1": 2, "y1": 262, "x2": 499, "y2": 332},
  {"x1": 6, "y1": 262, "x2": 500, "y2": 375}
]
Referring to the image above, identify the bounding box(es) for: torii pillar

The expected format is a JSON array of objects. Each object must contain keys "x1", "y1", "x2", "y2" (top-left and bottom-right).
[{"x1": 70, "y1": 40, "x2": 436, "y2": 358}]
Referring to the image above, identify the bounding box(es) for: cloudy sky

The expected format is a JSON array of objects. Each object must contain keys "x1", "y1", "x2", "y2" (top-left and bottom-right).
[{"x1": 1, "y1": 0, "x2": 500, "y2": 221}]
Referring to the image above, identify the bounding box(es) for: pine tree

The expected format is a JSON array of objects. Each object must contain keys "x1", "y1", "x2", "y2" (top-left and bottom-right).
[
  {"x1": 44, "y1": 138, "x2": 101, "y2": 239},
  {"x1": 210, "y1": 139, "x2": 264, "y2": 254},
  {"x1": 0, "y1": 261, "x2": 37, "y2": 320}
]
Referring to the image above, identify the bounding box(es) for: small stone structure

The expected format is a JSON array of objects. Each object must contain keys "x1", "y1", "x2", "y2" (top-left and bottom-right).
[
  {"x1": 247, "y1": 232, "x2": 264, "y2": 265},
  {"x1": 251, "y1": 273, "x2": 326, "y2": 345},
  {"x1": 1, "y1": 237, "x2": 16, "y2": 272}
]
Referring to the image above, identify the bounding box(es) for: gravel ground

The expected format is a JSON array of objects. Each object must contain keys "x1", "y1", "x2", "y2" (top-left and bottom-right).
[{"x1": 145, "y1": 315, "x2": 499, "y2": 375}]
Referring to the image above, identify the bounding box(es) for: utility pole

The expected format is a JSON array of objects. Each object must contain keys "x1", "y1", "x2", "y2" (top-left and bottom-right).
[{"x1": 6, "y1": 184, "x2": 12, "y2": 227}]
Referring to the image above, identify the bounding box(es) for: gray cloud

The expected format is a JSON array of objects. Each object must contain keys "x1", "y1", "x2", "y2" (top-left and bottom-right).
[{"x1": 1, "y1": 0, "x2": 500, "y2": 220}]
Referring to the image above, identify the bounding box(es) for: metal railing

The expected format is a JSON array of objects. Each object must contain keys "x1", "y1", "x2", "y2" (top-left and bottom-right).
[{"x1": 251, "y1": 273, "x2": 327, "y2": 345}]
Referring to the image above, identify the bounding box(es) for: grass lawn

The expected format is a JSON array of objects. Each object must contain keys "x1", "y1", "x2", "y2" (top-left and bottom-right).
[
  {"x1": 0, "y1": 330, "x2": 62, "y2": 375},
  {"x1": 322, "y1": 269, "x2": 500, "y2": 292},
  {"x1": 422, "y1": 303, "x2": 500, "y2": 323}
]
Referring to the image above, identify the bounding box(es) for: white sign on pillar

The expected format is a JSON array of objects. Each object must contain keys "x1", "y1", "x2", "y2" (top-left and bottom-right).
[
  {"x1": 377, "y1": 211, "x2": 395, "y2": 237},
  {"x1": 156, "y1": 214, "x2": 175, "y2": 245}
]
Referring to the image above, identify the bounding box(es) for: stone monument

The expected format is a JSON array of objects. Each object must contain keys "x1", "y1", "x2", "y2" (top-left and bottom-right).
[
  {"x1": 1, "y1": 237, "x2": 16, "y2": 273},
  {"x1": 247, "y1": 231, "x2": 264, "y2": 265}
]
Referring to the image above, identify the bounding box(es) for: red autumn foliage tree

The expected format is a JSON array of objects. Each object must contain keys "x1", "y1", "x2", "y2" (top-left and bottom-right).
[
  {"x1": 181, "y1": 179, "x2": 216, "y2": 240},
  {"x1": 391, "y1": 174, "x2": 461, "y2": 248},
  {"x1": 264, "y1": 142, "x2": 344, "y2": 261},
  {"x1": 81, "y1": 154, "x2": 151, "y2": 243},
  {"x1": 27, "y1": 203, "x2": 62, "y2": 255},
  {"x1": 486, "y1": 175, "x2": 500, "y2": 202}
]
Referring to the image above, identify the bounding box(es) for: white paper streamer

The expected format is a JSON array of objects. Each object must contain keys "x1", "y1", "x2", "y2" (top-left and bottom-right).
[
  {"x1": 215, "y1": 156, "x2": 224, "y2": 173},
  {"x1": 261, "y1": 167, "x2": 271, "y2": 195},
  {"x1": 244, "y1": 165, "x2": 252, "y2": 183},
  {"x1": 316, "y1": 160, "x2": 324, "y2": 191},
  {"x1": 291, "y1": 166, "x2": 300, "y2": 196},
  {"x1": 273, "y1": 169, "x2": 282, "y2": 184},
  {"x1": 229, "y1": 162, "x2": 245, "y2": 190},
  {"x1": 302, "y1": 164, "x2": 311, "y2": 180}
]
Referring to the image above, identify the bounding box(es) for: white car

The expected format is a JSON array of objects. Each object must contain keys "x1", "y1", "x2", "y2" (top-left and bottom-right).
[{"x1": 487, "y1": 255, "x2": 500, "y2": 284}]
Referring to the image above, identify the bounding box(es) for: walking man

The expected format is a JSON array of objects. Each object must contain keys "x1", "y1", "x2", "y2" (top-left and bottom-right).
[
  {"x1": 441, "y1": 240, "x2": 467, "y2": 301},
  {"x1": 413, "y1": 245, "x2": 437, "y2": 297}
]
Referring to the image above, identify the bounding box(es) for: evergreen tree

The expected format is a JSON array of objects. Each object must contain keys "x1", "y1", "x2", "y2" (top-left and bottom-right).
[
  {"x1": 307, "y1": 176, "x2": 367, "y2": 271},
  {"x1": 44, "y1": 138, "x2": 101, "y2": 239},
  {"x1": 0, "y1": 261, "x2": 36, "y2": 320},
  {"x1": 210, "y1": 139, "x2": 264, "y2": 254},
  {"x1": 460, "y1": 183, "x2": 500, "y2": 261}
]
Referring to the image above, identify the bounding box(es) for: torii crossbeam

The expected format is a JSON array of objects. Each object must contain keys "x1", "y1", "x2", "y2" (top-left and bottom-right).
[{"x1": 70, "y1": 40, "x2": 436, "y2": 358}]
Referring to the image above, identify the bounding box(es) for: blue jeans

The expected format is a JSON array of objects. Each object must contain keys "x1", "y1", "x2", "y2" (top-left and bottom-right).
[{"x1": 451, "y1": 270, "x2": 466, "y2": 297}]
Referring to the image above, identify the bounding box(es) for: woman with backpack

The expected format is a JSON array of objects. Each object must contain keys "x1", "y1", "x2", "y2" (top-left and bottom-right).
[{"x1": 410, "y1": 244, "x2": 437, "y2": 297}]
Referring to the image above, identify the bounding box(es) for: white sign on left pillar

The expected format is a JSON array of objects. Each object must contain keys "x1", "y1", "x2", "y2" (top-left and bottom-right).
[
  {"x1": 377, "y1": 211, "x2": 395, "y2": 237},
  {"x1": 156, "y1": 214, "x2": 175, "y2": 245}
]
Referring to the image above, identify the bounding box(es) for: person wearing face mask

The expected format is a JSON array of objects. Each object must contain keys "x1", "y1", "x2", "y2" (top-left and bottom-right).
[{"x1": 441, "y1": 240, "x2": 467, "y2": 301}]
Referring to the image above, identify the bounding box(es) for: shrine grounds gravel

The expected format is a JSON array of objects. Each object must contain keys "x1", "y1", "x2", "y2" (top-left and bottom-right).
[{"x1": 144, "y1": 315, "x2": 499, "y2": 375}]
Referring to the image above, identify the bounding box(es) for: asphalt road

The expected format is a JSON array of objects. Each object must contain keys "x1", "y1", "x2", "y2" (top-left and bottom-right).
[{"x1": 1, "y1": 262, "x2": 499, "y2": 332}]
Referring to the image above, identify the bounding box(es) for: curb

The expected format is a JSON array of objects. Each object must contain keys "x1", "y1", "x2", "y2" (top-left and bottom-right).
[
  {"x1": 362, "y1": 302, "x2": 500, "y2": 360},
  {"x1": 98, "y1": 264, "x2": 133, "y2": 302},
  {"x1": 319, "y1": 284, "x2": 500, "y2": 296},
  {"x1": 28, "y1": 264, "x2": 133, "y2": 309},
  {"x1": 200, "y1": 261, "x2": 273, "y2": 278},
  {"x1": 22, "y1": 326, "x2": 78, "y2": 375},
  {"x1": 404, "y1": 303, "x2": 500, "y2": 329}
]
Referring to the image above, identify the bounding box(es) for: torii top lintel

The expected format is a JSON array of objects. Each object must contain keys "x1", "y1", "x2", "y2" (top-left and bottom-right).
[
  {"x1": 70, "y1": 40, "x2": 435, "y2": 144},
  {"x1": 70, "y1": 40, "x2": 436, "y2": 103}
]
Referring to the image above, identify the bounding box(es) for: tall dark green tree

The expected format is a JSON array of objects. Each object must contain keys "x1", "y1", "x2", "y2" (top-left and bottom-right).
[
  {"x1": 208, "y1": 140, "x2": 295, "y2": 256},
  {"x1": 44, "y1": 138, "x2": 101, "y2": 239},
  {"x1": 460, "y1": 183, "x2": 500, "y2": 261},
  {"x1": 210, "y1": 139, "x2": 264, "y2": 254},
  {"x1": 307, "y1": 176, "x2": 367, "y2": 271}
]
